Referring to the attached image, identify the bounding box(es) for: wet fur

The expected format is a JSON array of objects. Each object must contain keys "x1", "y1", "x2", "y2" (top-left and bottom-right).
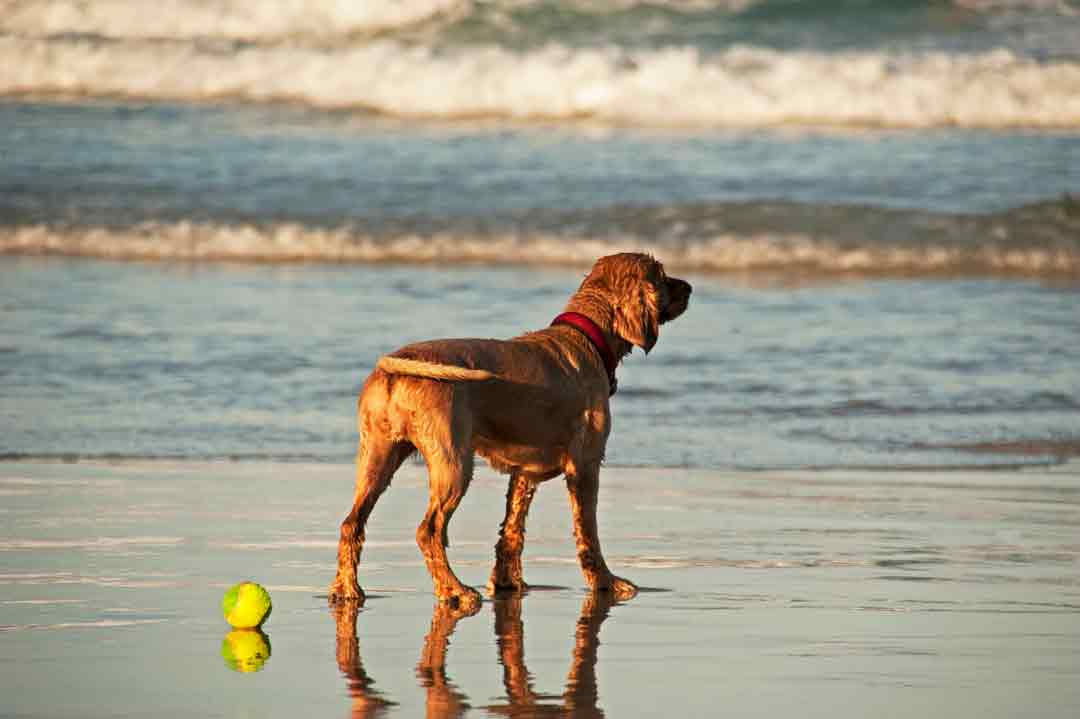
[{"x1": 329, "y1": 253, "x2": 691, "y2": 608}]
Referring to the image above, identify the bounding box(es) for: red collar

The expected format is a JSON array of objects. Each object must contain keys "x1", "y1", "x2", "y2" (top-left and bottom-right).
[{"x1": 551, "y1": 312, "x2": 618, "y2": 396}]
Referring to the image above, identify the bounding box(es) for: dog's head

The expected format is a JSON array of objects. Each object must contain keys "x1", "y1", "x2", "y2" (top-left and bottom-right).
[{"x1": 583, "y1": 253, "x2": 691, "y2": 354}]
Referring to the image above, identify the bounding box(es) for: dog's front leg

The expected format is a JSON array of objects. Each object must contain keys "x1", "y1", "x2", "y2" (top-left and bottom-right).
[
  {"x1": 488, "y1": 471, "x2": 538, "y2": 594},
  {"x1": 565, "y1": 463, "x2": 637, "y2": 600}
]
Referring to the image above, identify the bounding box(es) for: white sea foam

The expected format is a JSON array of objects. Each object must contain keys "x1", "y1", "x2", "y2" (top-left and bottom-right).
[
  {"x1": 4, "y1": 221, "x2": 1076, "y2": 277},
  {"x1": 2, "y1": 0, "x2": 469, "y2": 40},
  {"x1": 2, "y1": 33, "x2": 1079, "y2": 128},
  {"x1": 5, "y1": 0, "x2": 1072, "y2": 43}
]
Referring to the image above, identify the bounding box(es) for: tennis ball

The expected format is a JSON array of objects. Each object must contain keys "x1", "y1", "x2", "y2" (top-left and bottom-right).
[
  {"x1": 221, "y1": 629, "x2": 271, "y2": 673},
  {"x1": 222, "y1": 581, "x2": 272, "y2": 629}
]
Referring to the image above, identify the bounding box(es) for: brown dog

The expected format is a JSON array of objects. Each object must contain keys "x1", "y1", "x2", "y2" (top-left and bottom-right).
[{"x1": 329, "y1": 253, "x2": 691, "y2": 608}]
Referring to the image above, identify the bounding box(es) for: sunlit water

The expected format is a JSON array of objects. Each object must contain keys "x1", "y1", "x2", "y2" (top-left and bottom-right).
[
  {"x1": 2, "y1": 258, "x2": 1078, "y2": 470},
  {"x1": 3, "y1": 3, "x2": 1080, "y2": 715}
]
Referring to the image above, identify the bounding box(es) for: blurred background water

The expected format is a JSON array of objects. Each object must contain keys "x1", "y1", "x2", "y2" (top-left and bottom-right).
[
  {"x1": 1, "y1": 0, "x2": 1079, "y2": 469},
  {"x1": 1, "y1": 257, "x2": 1077, "y2": 469}
]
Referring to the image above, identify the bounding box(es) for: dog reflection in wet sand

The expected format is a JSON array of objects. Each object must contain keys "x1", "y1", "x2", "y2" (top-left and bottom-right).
[
  {"x1": 329, "y1": 254, "x2": 691, "y2": 608},
  {"x1": 333, "y1": 595, "x2": 617, "y2": 719},
  {"x1": 333, "y1": 603, "x2": 397, "y2": 718}
]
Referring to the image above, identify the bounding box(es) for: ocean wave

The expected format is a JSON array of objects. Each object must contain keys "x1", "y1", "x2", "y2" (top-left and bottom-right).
[
  {"x1": 4, "y1": 199, "x2": 1078, "y2": 277},
  {"x1": 956, "y1": 0, "x2": 1077, "y2": 11},
  {"x1": 2, "y1": 32, "x2": 1079, "y2": 128},
  {"x1": 1, "y1": 0, "x2": 470, "y2": 40},
  {"x1": 5, "y1": 0, "x2": 1076, "y2": 44},
  {"x1": 0, "y1": 1, "x2": 900, "y2": 43}
]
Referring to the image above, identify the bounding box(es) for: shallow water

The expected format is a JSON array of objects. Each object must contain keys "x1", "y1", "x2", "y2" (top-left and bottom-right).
[
  {"x1": 3, "y1": 3, "x2": 1079, "y2": 714},
  {"x1": 2, "y1": 257, "x2": 1078, "y2": 470},
  {"x1": 1, "y1": 460, "x2": 1078, "y2": 718},
  {"x1": 3, "y1": 2, "x2": 1079, "y2": 271},
  {"x1": 3, "y1": 100, "x2": 1079, "y2": 275}
]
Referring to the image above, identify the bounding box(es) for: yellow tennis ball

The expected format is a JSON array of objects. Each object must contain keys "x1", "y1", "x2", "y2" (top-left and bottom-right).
[
  {"x1": 222, "y1": 581, "x2": 272, "y2": 629},
  {"x1": 221, "y1": 629, "x2": 271, "y2": 672}
]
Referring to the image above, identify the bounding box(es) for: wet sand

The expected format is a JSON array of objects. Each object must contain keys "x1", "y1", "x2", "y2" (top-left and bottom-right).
[{"x1": 2, "y1": 460, "x2": 1078, "y2": 717}]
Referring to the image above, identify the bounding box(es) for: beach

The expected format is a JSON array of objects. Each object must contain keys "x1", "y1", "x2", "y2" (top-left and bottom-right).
[
  {"x1": 1, "y1": 255, "x2": 1077, "y2": 717},
  {"x1": 2, "y1": 460, "x2": 1078, "y2": 717},
  {"x1": 3, "y1": 1, "x2": 1080, "y2": 715}
]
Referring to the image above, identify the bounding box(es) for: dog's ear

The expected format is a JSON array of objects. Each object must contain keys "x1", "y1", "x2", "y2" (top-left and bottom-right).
[{"x1": 613, "y1": 280, "x2": 660, "y2": 354}]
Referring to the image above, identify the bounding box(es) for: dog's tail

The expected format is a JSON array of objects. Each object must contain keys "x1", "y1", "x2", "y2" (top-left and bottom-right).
[{"x1": 376, "y1": 356, "x2": 496, "y2": 382}]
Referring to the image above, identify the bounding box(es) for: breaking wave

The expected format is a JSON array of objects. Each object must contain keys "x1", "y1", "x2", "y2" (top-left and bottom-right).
[
  {"x1": 5, "y1": 1, "x2": 1077, "y2": 43},
  {"x1": 2, "y1": 34, "x2": 1079, "y2": 128},
  {"x1": 1, "y1": 0, "x2": 470, "y2": 40},
  {"x1": 4, "y1": 199, "x2": 1078, "y2": 277},
  {"x1": 5, "y1": 0, "x2": 1080, "y2": 128}
]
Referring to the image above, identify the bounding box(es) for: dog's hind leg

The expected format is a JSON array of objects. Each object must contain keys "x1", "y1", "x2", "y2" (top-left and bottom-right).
[
  {"x1": 329, "y1": 435, "x2": 413, "y2": 604},
  {"x1": 488, "y1": 471, "x2": 538, "y2": 594},
  {"x1": 416, "y1": 438, "x2": 482, "y2": 610}
]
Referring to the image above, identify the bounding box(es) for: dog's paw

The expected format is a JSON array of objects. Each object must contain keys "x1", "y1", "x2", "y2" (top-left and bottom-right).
[
  {"x1": 327, "y1": 578, "x2": 366, "y2": 605},
  {"x1": 443, "y1": 586, "x2": 483, "y2": 613},
  {"x1": 600, "y1": 575, "x2": 638, "y2": 601},
  {"x1": 486, "y1": 577, "x2": 529, "y2": 596}
]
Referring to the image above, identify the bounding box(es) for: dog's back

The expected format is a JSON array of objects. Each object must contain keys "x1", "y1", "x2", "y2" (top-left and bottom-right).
[{"x1": 365, "y1": 332, "x2": 607, "y2": 471}]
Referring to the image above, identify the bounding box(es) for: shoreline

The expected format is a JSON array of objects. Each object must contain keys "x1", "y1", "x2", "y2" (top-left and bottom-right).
[{"x1": 1, "y1": 453, "x2": 1078, "y2": 474}]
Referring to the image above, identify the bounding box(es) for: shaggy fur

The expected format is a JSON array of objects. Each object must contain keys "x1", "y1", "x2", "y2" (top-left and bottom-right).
[{"x1": 328, "y1": 253, "x2": 692, "y2": 608}]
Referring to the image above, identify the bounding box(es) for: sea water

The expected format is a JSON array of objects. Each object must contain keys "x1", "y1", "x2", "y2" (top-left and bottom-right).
[
  {"x1": 2, "y1": 5, "x2": 1080, "y2": 715},
  {"x1": 2, "y1": 0, "x2": 1080, "y2": 468},
  {"x1": 2, "y1": 1, "x2": 1080, "y2": 270},
  {"x1": 1, "y1": 257, "x2": 1079, "y2": 469}
]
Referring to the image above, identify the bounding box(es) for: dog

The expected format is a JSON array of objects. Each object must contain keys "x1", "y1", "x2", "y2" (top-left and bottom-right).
[{"x1": 329, "y1": 253, "x2": 691, "y2": 608}]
